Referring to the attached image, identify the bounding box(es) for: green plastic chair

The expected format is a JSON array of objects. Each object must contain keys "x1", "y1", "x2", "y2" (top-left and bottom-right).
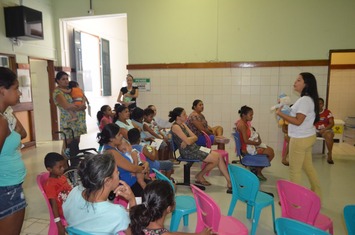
[{"x1": 152, "y1": 168, "x2": 196, "y2": 231}]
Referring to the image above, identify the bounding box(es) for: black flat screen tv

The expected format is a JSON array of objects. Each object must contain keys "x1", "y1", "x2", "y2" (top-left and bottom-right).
[{"x1": 4, "y1": 5, "x2": 44, "y2": 40}]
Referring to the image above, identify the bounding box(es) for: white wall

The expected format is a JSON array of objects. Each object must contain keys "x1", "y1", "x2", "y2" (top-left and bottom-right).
[
  {"x1": 130, "y1": 66, "x2": 328, "y2": 152},
  {"x1": 30, "y1": 59, "x2": 52, "y2": 141}
]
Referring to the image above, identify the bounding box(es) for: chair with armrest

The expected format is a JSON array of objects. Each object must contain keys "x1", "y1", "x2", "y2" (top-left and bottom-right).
[
  {"x1": 153, "y1": 169, "x2": 197, "y2": 232},
  {"x1": 190, "y1": 184, "x2": 248, "y2": 235},
  {"x1": 66, "y1": 227, "x2": 93, "y2": 235},
  {"x1": 344, "y1": 204, "x2": 355, "y2": 235},
  {"x1": 275, "y1": 218, "x2": 330, "y2": 235},
  {"x1": 277, "y1": 179, "x2": 333, "y2": 234},
  {"x1": 200, "y1": 131, "x2": 229, "y2": 176},
  {"x1": 36, "y1": 172, "x2": 68, "y2": 235},
  {"x1": 227, "y1": 164, "x2": 275, "y2": 235},
  {"x1": 169, "y1": 136, "x2": 205, "y2": 190},
  {"x1": 232, "y1": 131, "x2": 270, "y2": 168}
]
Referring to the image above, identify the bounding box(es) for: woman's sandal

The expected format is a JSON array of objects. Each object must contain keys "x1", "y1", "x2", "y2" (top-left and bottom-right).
[
  {"x1": 282, "y1": 161, "x2": 289, "y2": 166},
  {"x1": 195, "y1": 180, "x2": 212, "y2": 186}
]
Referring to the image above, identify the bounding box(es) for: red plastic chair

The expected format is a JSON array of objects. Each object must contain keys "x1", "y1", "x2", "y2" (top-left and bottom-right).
[
  {"x1": 190, "y1": 184, "x2": 248, "y2": 235},
  {"x1": 36, "y1": 172, "x2": 67, "y2": 235},
  {"x1": 200, "y1": 131, "x2": 229, "y2": 176},
  {"x1": 277, "y1": 180, "x2": 333, "y2": 234}
]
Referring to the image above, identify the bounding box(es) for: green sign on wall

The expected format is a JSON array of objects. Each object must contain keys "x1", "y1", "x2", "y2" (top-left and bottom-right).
[{"x1": 133, "y1": 78, "x2": 151, "y2": 91}]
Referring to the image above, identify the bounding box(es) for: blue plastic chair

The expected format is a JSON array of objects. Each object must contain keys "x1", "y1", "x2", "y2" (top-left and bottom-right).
[
  {"x1": 153, "y1": 169, "x2": 197, "y2": 231},
  {"x1": 227, "y1": 164, "x2": 275, "y2": 235},
  {"x1": 169, "y1": 135, "x2": 205, "y2": 191},
  {"x1": 275, "y1": 218, "x2": 329, "y2": 235},
  {"x1": 66, "y1": 227, "x2": 92, "y2": 235},
  {"x1": 232, "y1": 131, "x2": 270, "y2": 167},
  {"x1": 344, "y1": 205, "x2": 355, "y2": 235}
]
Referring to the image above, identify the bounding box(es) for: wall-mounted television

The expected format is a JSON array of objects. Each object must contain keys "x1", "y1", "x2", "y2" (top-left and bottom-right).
[{"x1": 4, "y1": 5, "x2": 44, "y2": 40}]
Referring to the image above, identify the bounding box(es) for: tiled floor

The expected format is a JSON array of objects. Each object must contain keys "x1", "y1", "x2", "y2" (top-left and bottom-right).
[{"x1": 20, "y1": 128, "x2": 355, "y2": 235}]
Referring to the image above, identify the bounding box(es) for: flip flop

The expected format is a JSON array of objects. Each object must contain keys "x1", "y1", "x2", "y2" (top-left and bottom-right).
[
  {"x1": 195, "y1": 180, "x2": 212, "y2": 186},
  {"x1": 327, "y1": 159, "x2": 334, "y2": 164}
]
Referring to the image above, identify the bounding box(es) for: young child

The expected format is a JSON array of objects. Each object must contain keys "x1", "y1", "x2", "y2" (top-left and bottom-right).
[
  {"x1": 128, "y1": 128, "x2": 174, "y2": 180},
  {"x1": 59, "y1": 81, "x2": 88, "y2": 121},
  {"x1": 117, "y1": 138, "x2": 150, "y2": 189},
  {"x1": 246, "y1": 126, "x2": 267, "y2": 155},
  {"x1": 143, "y1": 108, "x2": 171, "y2": 160},
  {"x1": 43, "y1": 152, "x2": 73, "y2": 235},
  {"x1": 97, "y1": 105, "x2": 113, "y2": 131},
  {"x1": 130, "y1": 180, "x2": 212, "y2": 235}
]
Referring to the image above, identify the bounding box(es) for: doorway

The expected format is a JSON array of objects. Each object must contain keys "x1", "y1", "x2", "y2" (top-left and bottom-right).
[
  {"x1": 29, "y1": 58, "x2": 57, "y2": 141},
  {"x1": 328, "y1": 49, "x2": 355, "y2": 145}
]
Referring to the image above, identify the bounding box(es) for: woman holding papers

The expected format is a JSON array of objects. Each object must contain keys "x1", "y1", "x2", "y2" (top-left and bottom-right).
[{"x1": 169, "y1": 107, "x2": 231, "y2": 190}]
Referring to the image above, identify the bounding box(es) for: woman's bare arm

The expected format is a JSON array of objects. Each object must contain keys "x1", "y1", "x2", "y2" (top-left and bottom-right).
[
  {"x1": 171, "y1": 124, "x2": 197, "y2": 145},
  {"x1": 276, "y1": 107, "x2": 306, "y2": 126}
]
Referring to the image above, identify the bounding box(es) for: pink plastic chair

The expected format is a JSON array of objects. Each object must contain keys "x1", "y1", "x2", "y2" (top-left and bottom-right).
[
  {"x1": 277, "y1": 180, "x2": 333, "y2": 234},
  {"x1": 37, "y1": 172, "x2": 68, "y2": 235},
  {"x1": 200, "y1": 131, "x2": 229, "y2": 176},
  {"x1": 190, "y1": 184, "x2": 248, "y2": 235}
]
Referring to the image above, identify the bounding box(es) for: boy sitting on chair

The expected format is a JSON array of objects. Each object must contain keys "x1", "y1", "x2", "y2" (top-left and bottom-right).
[{"x1": 44, "y1": 152, "x2": 73, "y2": 235}]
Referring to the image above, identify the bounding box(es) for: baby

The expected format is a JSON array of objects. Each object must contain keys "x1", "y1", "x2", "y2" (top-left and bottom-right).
[
  {"x1": 247, "y1": 127, "x2": 266, "y2": 155},
  {"x1": 59, "y1": 81, "x2": 88, "y2": 121}
]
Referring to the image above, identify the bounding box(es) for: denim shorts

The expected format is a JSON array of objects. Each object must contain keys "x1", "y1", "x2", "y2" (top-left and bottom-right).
[{"x1": 0, "y1": 184, "x2": 27, "y2": 220}]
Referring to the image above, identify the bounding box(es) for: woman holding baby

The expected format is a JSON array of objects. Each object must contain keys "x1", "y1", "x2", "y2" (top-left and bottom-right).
[
  {"x1": 235, "y1": 105, "x2": 274, "y2": 181},
  {"x1": 53, "y1": 71, "x2": 87, "y2": 156}
]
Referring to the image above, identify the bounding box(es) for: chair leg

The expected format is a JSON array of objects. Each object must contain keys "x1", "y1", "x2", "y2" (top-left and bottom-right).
[
  {"x1": 182, "y1": 214, "x2": 189, "y2": 226},
  {"x1": 271, "y1": 203, "x2": 276, "y2": 233},
  {"x1": 169, "y1": 211, "x2": 182, "y2": 232},
  {"x1": 251, "y1": 207, "x2": 262, "y2": 235},
  {"x1": 228, "y1": 198, "x2": 238, "y2": 216},
  {"x1": 246, "y1": 204, "x2": 253, "y2": 219}
]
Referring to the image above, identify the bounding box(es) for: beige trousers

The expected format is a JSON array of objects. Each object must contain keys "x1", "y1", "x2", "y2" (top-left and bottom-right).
[{"x1": 289, "y1": 134, "x2": 322, "y2": 200}]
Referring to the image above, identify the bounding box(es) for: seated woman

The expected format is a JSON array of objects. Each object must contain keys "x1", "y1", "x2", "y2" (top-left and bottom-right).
[
  {"x1": 235, "y1": 105, "x2": 274, "y2": 181},
  {"x1": 186, "y1": 99, "x2": 227, "y2": 150},
  {"x1": 63, "y1": 153, "x2": 135, "y2": 234},
  {"x1": 114, "y1": 104, "x2": 141, "y2": 140},
  {"x1": 98, "y1": 123, "x2": 150, "y2": 196},
  {"x1": 169, "y1": 107, "x2": 231, "y2": 190}
]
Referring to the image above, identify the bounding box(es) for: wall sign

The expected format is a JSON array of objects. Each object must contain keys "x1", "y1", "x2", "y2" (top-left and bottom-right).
[{"x1": 133, "y1": 78, "x2": 151, "y2": 91}]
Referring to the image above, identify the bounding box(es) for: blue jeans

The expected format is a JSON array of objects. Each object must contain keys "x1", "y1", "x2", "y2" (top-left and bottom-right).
[{"x1": 0, "y1": 183, "x2": 27, "y2": 219}]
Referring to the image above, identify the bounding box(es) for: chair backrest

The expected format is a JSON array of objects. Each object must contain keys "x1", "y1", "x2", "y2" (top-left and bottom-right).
[
  {"x1": 152, "y1": 168, "x2": 175, "y2": 192},
  {"x1": 66, "y1": 227, "x2": 93, "y2": 235},
  {"x1": 36, "y1": 172, "x2": 58, "y2": 235},
  {"x1": 201, "y1": 131, "x2": 212, "y2": 148},
  {"x1": 228, "y1": 164, "x2": 259, "y2": 203},
  {"x1": 277, "y1": 180, "x2": 321, "y2": 225},
  {"x1": 276, "y1": 218, "x2": 329, "y2": 235},
  {"x1": 190, "y1": 184, "x2": 221, "y2": 232},
  {"x1": 232, "y1": 131, "x2": 243, "y2": 156},
  {"x1": 344, "y1": 205, "x2": 355, "y2": 235}
]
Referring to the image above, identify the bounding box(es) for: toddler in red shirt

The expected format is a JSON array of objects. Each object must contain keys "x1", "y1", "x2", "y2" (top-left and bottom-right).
[{"x1": 44, "y1": 152, "x2": 73, "y2": 235}]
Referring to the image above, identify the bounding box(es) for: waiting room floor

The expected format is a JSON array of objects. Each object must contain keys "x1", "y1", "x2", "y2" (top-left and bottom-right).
[{"x1": 20, "y1": 130, "x2": 355, "y2": 235}]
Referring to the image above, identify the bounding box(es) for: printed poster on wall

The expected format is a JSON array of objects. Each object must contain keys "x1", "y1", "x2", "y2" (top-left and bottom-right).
[{"x1": 133, "y1": 78, "x2": 151, "y2": 91}]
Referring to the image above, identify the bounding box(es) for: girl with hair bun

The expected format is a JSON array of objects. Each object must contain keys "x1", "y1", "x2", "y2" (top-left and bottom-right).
[
  {"x1": 130, "y1": 180, "x2": 211, "y2": 235},
  {"x1": 169, "y1": 107, "x2": 231, "y2": 190}
]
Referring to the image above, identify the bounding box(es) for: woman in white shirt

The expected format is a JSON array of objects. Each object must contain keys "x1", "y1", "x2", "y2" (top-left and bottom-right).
[{"x1": 276, "y1": 72, "x2": 321, "y2": 198}]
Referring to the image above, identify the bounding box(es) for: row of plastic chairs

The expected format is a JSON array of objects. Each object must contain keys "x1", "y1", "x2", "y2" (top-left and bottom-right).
[{"x1": 38, "y1": 168, "x2": 354, "y2": 235}]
